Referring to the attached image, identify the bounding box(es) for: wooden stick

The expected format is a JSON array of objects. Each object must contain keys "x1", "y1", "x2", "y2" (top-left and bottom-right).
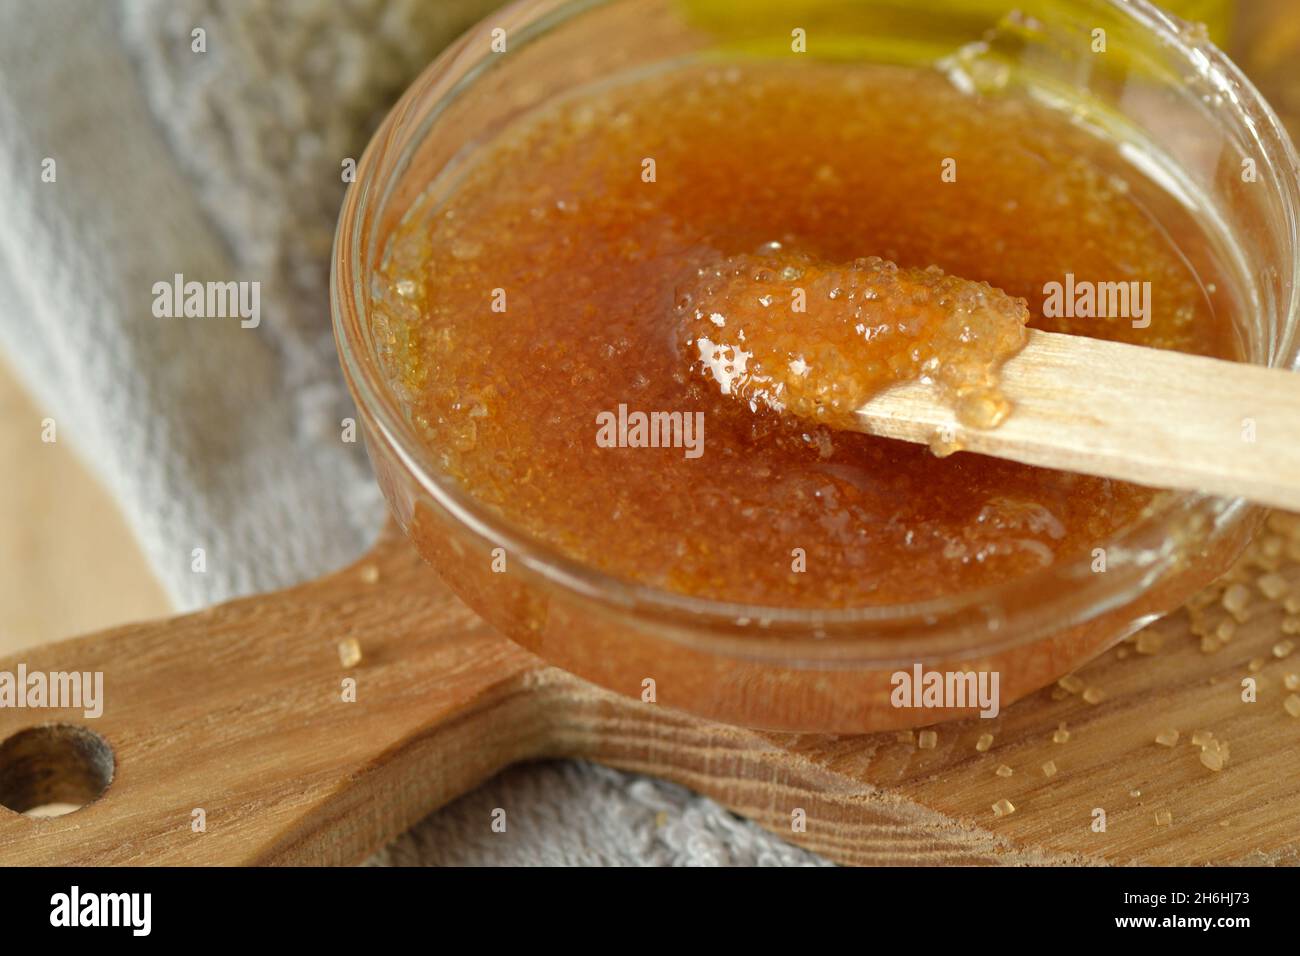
[{"x1": 859, "y1": 329, "x2": 1300, "y2": 510}]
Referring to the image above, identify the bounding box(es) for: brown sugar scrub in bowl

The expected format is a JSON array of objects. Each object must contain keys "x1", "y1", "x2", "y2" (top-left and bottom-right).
[
  {"x1": 373, "y1": 62, "x2": 1231, "y2": 608},
  {"x1": 341, "y1": 5, "x2": 1300, "y2": 732}
]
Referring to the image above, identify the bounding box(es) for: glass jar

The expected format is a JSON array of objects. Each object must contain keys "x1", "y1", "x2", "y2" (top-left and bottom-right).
[{"x1": 332, "y1": 0, "x2": 1300, "y2": 732}]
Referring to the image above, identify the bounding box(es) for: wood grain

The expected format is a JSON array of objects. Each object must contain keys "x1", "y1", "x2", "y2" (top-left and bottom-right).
[
  {"x1": 860, "y1": 329, "x2": 1300, "y2": 511},
  {"x1": 1, "y1": 527, "x2": 1296, "y2": 866}
]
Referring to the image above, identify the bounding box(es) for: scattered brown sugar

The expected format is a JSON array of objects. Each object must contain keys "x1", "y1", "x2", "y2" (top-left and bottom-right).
[
  {"x1": 372, "y1": 59, "x2": 1233, "y2": 609},
  {"x1": 1052, "y1": 724, "x2": 1070, "y2": 744},
  {"x1": 1190, "y1": 731, "x2": 1230, "y2": 772},
  {"x1": 917, "y1": 729, "x2": 938, "y2": 750},
  {"x1": 1248, "y1": 657, "x2": 1266, "y2": 673},
  {"x1": 1203, "y1": 739, "x2": 1230, "y2": 768},
  {"x1": 1285, "y1": 694, "x2": 1300, "y2": 718},
  {"x1": 992, "y1": 798, "x2": 1016, "y2": 818},
  {"x1": 337, "y1": 637, "x2": 362, "y2": 668},
  {"x1": 679, "y1": 251, "x2": 1028, "y2": 431},
  {"x1": 1134, "y1": 631, "x2": 1164, "y2": 655},
  {"x1": 358, "y1": 563, "x2": 380, "y2": 585},
  {"x1": 1257, "y1": 572, "x2": 1288, "y2": 600},
  {"x1": 995, "y1": 764, "x2": 1014, "y2": 778},
  {"x1": 1256, "y1": 534, "x2": 1286, "y2": 566},
  {"x1": 1041, "y1": 760, "x2": 1058, "y2": 778},
  {"x1": 1058, "y1": 675, "x2": 1085, "y2": 695},
  {"x1": 1285, "y1": 673, "x2": 1299, "y2": 691},
  {"x1": 1154, "y1": 808, "x2": 1173, "y2": 827},
  {"x1": 1273, "y1": 640, "x2": 1295, "y2": 659},
  {"x1": 1082, "y1": 686, "x2": 1106, "y2": 705},
  {"x1": 1222, "y1": 583, "x2": 1252, "y2": 619},
  {"x1": 975, "y1": 732, "x2": 994, "y2": 753},
  {"x1": 1154, "y1": 729, "x2": 1180, "y2": 747}
]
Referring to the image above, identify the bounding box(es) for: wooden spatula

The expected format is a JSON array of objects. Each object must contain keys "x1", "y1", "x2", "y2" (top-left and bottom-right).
[
  {"x1": 683, "y1": 253, "x2": 1300, "y2": 509},
  {"x1": 859, "y1": 328, "x2": 1300, "y2": 511}
]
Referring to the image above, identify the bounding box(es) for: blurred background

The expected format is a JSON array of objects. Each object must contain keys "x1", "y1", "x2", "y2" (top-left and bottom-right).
[{"x1": 0, "y1": 0, "x2": 505, "y2": 653}]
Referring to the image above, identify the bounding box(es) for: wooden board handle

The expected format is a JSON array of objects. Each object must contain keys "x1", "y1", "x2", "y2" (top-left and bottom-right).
[
  {"x1": 0, "y1": 530, "x2": 1082, "y2": 866},
  {"x1": 3, "y1": 526, "x2": 1296, "y2": 866},
  {"x1": 0, "y1": 528, "x2": 552, "y2": 864}
]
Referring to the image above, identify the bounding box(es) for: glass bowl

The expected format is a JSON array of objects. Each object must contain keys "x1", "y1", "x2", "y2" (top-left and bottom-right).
[{"x1": 332, "y1": 0, "x2": 1300, "y2": 732}]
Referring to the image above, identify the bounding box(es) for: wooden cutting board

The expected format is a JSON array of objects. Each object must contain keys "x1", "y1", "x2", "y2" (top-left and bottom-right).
[{"x1": 1, "y1": 517, "x2": 1297, "y2": 866}]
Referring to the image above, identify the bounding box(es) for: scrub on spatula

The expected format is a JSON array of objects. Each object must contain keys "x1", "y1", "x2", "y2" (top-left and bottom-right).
[{"x1": 677, "y1": 248, "x2": 1030, "y2": 433}]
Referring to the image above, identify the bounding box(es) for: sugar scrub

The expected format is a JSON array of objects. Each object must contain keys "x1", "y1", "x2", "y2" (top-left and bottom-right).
[{"x1": 370, "y1": 60, "x2": 1233, "y2": 608}]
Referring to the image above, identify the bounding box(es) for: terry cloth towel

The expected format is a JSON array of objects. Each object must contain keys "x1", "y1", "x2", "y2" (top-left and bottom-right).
[{"x1": 0, "y1": 0, "x2": 824, "y2": 867}]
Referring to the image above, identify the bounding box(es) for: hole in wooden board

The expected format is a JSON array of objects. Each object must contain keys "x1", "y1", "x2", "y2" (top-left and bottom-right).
[{"x1": 0, "y1": 724, "x2": 115, "y2": 817}]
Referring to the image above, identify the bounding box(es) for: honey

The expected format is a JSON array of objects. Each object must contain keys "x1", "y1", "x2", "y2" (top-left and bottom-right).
[{"x1": 372, "y1": 60, "x2": 1233, "y2": 610}]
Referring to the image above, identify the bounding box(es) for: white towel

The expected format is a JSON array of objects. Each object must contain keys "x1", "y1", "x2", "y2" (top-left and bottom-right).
[{"x1": 0, "y1": 0, "x2": 822, "y2": 867}]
